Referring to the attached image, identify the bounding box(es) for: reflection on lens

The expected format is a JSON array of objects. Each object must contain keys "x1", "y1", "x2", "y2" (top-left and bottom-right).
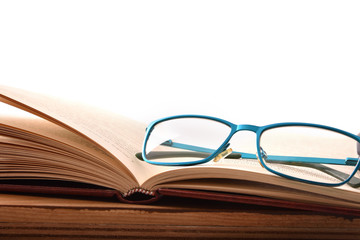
[
  {"x1": 260, "y1": 126, "x2": 360, "y2": 185},
  {"x1": 145, "y1": 118, "x2": 231, "y2": 164}
]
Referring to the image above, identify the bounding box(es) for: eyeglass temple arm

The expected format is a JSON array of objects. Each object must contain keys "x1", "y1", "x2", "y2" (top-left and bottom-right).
[
  {"x1": 232, "y1": 152, "x2": 360, "y2": 186},
  {"x1": 160, "y1": 140, "x2": 360, "y2": 187},
  {"x1": 160, "y1": 140, "x2": 242, "y2": 158},
  {"x1": 162, "y1": 140, "x2": 358, "y2": 166}
]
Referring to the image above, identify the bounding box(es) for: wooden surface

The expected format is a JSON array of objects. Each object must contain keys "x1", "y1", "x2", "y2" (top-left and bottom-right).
[{"x1": 0, "y1": 193, "x2": 360, "y2": 239}]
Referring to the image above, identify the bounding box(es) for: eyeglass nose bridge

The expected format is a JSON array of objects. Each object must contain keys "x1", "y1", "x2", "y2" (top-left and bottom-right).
[{"x1": 234, "y1": 124, "x2": 260, "y2": 133}]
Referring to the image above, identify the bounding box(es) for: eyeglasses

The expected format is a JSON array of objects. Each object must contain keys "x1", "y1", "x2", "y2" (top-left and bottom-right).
[{"x1": 141, "y1": 115, "x2": 360, "y2": 187}]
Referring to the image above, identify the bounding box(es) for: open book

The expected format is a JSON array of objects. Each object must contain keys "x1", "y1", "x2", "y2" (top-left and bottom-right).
[{"x1": 1, "y1": 85, "x2": 360, "y2": 216}]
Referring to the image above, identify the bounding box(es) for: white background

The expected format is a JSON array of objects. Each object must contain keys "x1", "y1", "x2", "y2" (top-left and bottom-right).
[{"x1": 0, "y1": 1, "x2": 359, "y2": 133}]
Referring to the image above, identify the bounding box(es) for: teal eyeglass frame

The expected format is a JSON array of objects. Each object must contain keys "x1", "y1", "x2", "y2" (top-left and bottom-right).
[{"x1": 141, "y1": 115, "x2": 360, "y2": 187}]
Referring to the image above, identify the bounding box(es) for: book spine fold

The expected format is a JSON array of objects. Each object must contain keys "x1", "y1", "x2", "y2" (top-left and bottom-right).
[
  {"x1": 118, "y1": 187, "x2": 160, "y2": 204},
  {"x1": 122, "y1": 187, "x2": 155, "y2": 198}
]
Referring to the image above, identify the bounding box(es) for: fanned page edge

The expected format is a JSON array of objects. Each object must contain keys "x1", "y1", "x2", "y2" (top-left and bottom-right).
[
  {"x1": 0, "y1": 85, "x2": 145, "y2": 188},
  {"x1": 0, "y1": 116, "x2": 136, "y2": 191}
]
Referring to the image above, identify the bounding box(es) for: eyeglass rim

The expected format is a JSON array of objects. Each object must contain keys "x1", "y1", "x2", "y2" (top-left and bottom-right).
[
  {"x1": 142, "y1": 115, "x2": 234, "y2": 166},
  {"x1": 142, "y1": 114, "x2": 360, "y2": 187}
]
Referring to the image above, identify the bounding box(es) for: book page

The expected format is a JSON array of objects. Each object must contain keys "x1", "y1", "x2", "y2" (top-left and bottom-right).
[
  {"x1": 141, "y1": 146, "x2": 360, "y2": 207},
  {"x1": 0, "y1": 85, "x2": 167, "y2": 187}
]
